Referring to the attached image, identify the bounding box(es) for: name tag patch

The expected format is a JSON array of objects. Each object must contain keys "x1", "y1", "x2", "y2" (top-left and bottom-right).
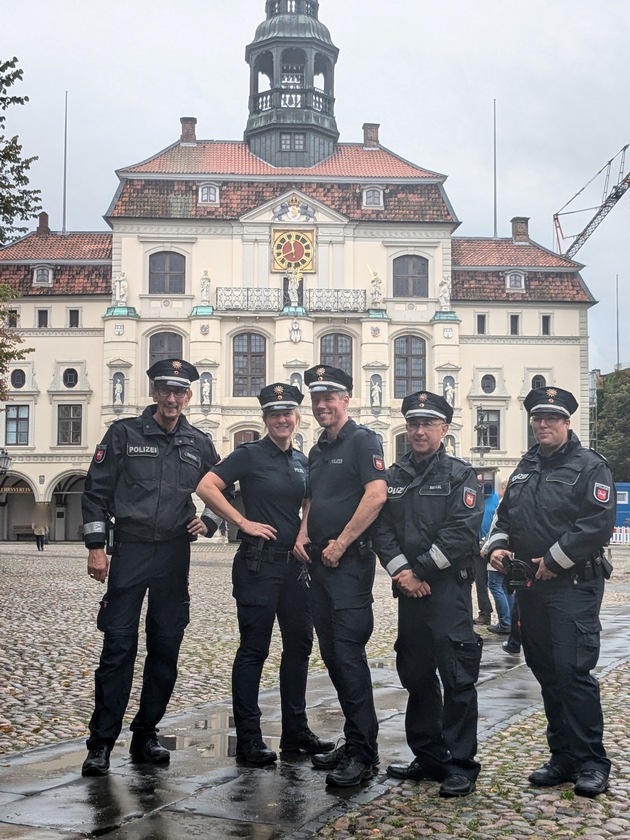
[
  {"x1": 127, "y1": 445, "x2": 159, "y2": 457},
  {"x1": 181, "y1": 449, "x2": 201, "y2": 467}
]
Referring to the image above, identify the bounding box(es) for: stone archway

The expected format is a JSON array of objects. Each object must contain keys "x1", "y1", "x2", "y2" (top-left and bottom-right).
[
  {"x1": 0, "y1": 475, "x2": 37, "y2": 542},
  {"x1": 49, "y1": 474, "x2": 86, "y2": 542}
]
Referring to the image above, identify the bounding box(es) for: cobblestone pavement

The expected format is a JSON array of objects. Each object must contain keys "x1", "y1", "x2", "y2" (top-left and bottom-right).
[{"x1": 0, "y1": 540, "x2": 400, "y2": 754}]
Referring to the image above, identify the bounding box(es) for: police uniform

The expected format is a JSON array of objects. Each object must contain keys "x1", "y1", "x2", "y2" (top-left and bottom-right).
[
  {"x1": 486, "y1": 386, "x2": 615, "y2": 794},
  {"x1": 373, "y1": 392, "x2": 484, "y2": 790},
  {"x1": 82, "y1": 359, "x2": 219, "y2": 755},
  {"x1": 304, "y1": 365, "x2": 386, "y2": 771},
  {"x1": 211, "y1": 384, "x2": 322, "y2": 756}
]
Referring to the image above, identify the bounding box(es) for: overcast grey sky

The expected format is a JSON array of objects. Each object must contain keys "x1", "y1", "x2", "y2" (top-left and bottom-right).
[{"x1": 3, "y1": 0, "x2": 629, "y2": 372}]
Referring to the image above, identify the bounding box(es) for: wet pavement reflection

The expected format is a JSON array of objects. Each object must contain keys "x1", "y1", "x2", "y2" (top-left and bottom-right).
[{"x1": 1, "y1": 605, "x2": 629, "y2": 839}]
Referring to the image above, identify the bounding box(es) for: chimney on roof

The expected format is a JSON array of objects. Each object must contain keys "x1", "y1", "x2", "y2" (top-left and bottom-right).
[
  {"x1": 362, "y1": 123, "x2": 380, "y2": 148},
  {"x1": 180, "y1": 117, "x2": 197, "y2": 145},
  {"x1": 511, "y1": 216, "x2": 530, "y2": 243},
  {"x1": 37, "y1": 211, "x2": 50, "y2": 236}
]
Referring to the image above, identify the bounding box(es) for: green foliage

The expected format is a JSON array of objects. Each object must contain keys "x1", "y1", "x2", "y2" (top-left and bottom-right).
[
  {"x1": 597, "y1": 368, "x2": 630, "y2": 481},
  {"x1": 0, "y1": 57, "x2": 42, "y2": 246},
  {"x1": 0, "y1": 284, "x2": 32, "y2": 404}
]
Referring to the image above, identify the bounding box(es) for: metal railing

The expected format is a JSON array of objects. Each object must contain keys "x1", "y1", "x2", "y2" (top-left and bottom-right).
[{"x1": 215, "y1": 288, "x2": 368, "y2": 314}]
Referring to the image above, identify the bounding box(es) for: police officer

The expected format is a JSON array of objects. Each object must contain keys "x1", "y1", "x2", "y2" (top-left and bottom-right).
[
  {"x1": 487, "y1": 386, "x2": 615, "y2": 797},
  {"x1": 81, "y1": 359, "x2": 220, "y2": 776},
  {"x1": 196, "y1": 383, "x2": 334, "y2": 765},
  {"x1": 372, "y1": 391, "x2": 484, "y2": 797},
  {"x1": 294, "y1": 365, "x2": 387, "y2": 787}
]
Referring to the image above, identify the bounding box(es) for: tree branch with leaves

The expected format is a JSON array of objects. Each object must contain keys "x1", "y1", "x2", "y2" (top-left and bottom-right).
[
  {"x1": 0, "y1": 284, "x2": 32, "y2": 403},
  {"x1": 0, "y1": 56, "x2": 42, "y2": 247}
]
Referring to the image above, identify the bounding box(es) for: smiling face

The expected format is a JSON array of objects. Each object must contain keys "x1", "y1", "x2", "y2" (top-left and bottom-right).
[
  {"x1": 530, "y1": 412, "x2": 570, "y2": 455},
  {"x1": 152, "y1": 383, "x2": 191, "y2": 431},
  {"x1": 310, "y1": 390, "x2": 349, "y2": 438},
  {"x1": 406, "y1": 417, "x2": 448, "y2": 461},
  {"x1": 263, "y1": 408, "x2": 298, "y2": 450}
]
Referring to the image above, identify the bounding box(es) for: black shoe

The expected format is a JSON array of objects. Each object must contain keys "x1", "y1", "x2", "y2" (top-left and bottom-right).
[
  {"x1": 574, "y1": 769, "x2": 609, "y2": 797},
  {"x1": 236, "y1": 738, "x2": 277, "y2": 766},
  {"x1": 387, "y1": 758, "x2": 446, "y2": 782},
  {"x1": 325, "y1": 753, "x2": 377, "y2": 787},
  {"x1": 528, "y1": 762, "x2": 578, "y2": 787},
  {"x1": 312, "y1": 743, "x2": 347, "y2": 770},
  {"x1": 81, "y1": 744, "x2": 111, "y2": 777},
  {"x1": 280, "y1": 730, "x2": 335, "y2": 754},
  {"x1": 129, "y1": 735, "x2": 170, "y2": 764},
  {"x1": 501, "y1": 642, "x2": 521, "y2": 656},
  {"x1": 487, "y1": 623, "x2": 511, "y2": 635},
  {"x1": 439, "y1": 773, "x2": 476, "y2": 797}
]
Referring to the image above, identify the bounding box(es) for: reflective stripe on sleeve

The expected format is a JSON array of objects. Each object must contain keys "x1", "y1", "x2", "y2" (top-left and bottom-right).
[
  {"x1": 386, "y1": 554, "x2": 410, "y2": 576},
  {"x1": 549, "y1": 541, "x2": 575, "y2": 569},
  {"x1": 429, "y1": 543, "x2": 451, "y2": 570},
  {"x1": 485, "y1": 532, "x2": 509, "y2": 553},
  {"x1": 83, "y1": 522, "x2": 107, "y2": 535}
]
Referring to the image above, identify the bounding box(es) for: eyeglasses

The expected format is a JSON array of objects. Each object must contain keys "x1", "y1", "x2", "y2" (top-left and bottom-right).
[
  {"x1": 530, "y1": 414, "x2": 565, "y2": 425},
  {"x1": 155, "y1": 385, "x2": 188, "y2": 398}
]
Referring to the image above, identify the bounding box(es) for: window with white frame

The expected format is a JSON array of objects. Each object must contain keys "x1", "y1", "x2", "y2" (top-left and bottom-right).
[
  {"x1": 37, "y1": 309, "x2": 49, "y2": 328},
  {"x1": 363, "y1": 187, "x2": 384, "y2": 208},
  {"x1": 541, "y1": 314, "x2": 552, "y2": 336},
  {"x1": 506, "y1": 271, "x2": 525, "y2": 291},
  {"x1": 32, "y1": 266, "x2": 53, "y2": 286},
  {"x1": 476, "y1": 313, "x2": 487, "y2": 335},
  {"x1": 68, "y1": 309, "x2": 80, "y2": 328},
  {"x1": 509, "y1": 314, "x2": 520, "y2": 335},
  {"x1": 198, "y1": 184, "x2": 219, "y2": 205}
]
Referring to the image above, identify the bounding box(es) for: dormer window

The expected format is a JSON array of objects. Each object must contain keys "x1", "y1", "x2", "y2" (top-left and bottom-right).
[
  {"x1": 198, "y1": 184, "x2": 220, "y2": 205},
  {"x1": 363, "y1": 187, "x2": 384, "y2": 208},
  {"x1": 32, "y1": 265, "x2": 54, "y2": 286},
  {"x1": 506, "y1": 271, "x2": 525, "y2": 291}
]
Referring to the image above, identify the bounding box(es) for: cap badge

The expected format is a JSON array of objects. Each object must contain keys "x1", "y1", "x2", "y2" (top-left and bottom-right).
[
  {"x1": 274, "y1": 385, "x2": 284, "y2": 399},
  {"x1": 546, "y1": 388, "x2": 557, "y2": 403},
  {"x1": 418, "y1": 393, "x2": 428, "y2": 406},
  {"x1": 316, "y1": 367, "x2": 326, "y2": 380},
  {"x1": 172, "y1": 360, "x2": 182, "y2": 377}
]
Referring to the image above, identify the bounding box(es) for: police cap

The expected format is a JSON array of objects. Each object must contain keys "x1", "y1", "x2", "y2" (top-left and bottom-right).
[
  {"x1": 401, "y1": 390, "x2": 453, "y2": 424},
  {"x1": 146, "y1": 358, "x2": 199, "y2": 389},
  {"x1": 524, "y1": 386, "x2": 578, "y2": 417},
  {"x1": 304, "y1": 364, "x2": 353, "y2": 394},
  {"x1": 258, "y1": 382, "x2": 304, "y2": 412}
]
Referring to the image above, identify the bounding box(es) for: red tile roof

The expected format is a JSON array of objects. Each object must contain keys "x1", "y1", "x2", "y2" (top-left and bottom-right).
[
  {"x1": 0, "y1": 263, "x2": 111, "y2": 296},
  {"x1": 452, "y1": 270, "x2": 593, "y2": 303},
  {"x1": 452, "y1": 237, "x2": 579, "y2": 269},
  {"x1": 0, "y1": 232, "x2": 112, "y2": 262},
  {"x1": 119, "y1": 141, "x2": 441, "y2": 180},
  {"x1": 109, "y1": 179, "x2": 455, "y2": 223}
]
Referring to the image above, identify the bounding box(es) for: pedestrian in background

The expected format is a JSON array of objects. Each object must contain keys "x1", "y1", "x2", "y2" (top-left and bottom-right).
[
  {"x1": 294, "y1": 364, "x2": 387, "y2": 787},
  {"x1": 487, "y1": 386, "x2": 615, "y2": 797},
  {"x1": 81, "y1": 359, "x2": 220, "y2": 777},
  {"x1": 484, "y1": 481, "x2": 512, "y2": 636},
  {"x1": 373, "y1": 391, "x2": 484, "y2": 797},
  {"x1": 32, "y1": 522, "x2": 48, "y2": 551},
  {"x1": 197, "y1": 383, "x2": 333, "y2": 766},
  {"x1": 472, "y1": 473, "x2": 493, "y2": 627}
]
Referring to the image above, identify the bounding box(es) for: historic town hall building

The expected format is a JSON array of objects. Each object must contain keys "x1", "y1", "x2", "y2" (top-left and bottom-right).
[{"x1": 0, "y1": 0, "x2": 593, "y2": 540}]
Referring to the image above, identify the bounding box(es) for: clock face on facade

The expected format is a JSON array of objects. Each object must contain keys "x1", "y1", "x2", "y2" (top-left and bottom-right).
[{"x1": 272, "y1": 230, "x2": 315, "y2": 272}]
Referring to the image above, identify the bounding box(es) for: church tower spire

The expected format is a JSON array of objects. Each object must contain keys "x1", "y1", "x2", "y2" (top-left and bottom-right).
[{"x1": 244, "y1": 0, "x2": 339, "y2": 166}]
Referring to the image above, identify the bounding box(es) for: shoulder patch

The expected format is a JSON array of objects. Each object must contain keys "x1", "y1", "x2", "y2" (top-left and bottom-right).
[
  {"x1": 594, "y1": 483, "x2": 611, "y2": 504},
  {"x1": 373, "y1": 454, "x2": 385, "y2": 471},
  {"x1": 94, "y1": 444, "x2": 107, "y2": 464},
  {"x1": 464, "y1": 486, "x2": 477, "y2": 508}
]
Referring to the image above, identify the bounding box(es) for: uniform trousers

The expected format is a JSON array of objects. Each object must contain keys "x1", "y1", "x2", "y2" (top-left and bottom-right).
[
  {"x1": 396, "y1": 577, "x2": 482, "y2": 780},
  {"x1": 87, "y1": 536, "x2": 191, "y2": 748},
  {"x1": 232, "y1": 548, "x2": 314, "y2": 742},
  {"x1": 517, "y1": 575, "x2": 610, "y2": 775},
  {"x1": 309, "y1": 549, "x2": 378, "y2": 765}
]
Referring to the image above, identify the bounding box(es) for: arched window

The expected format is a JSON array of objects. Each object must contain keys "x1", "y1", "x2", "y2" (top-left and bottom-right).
[
  {"x1": 234, "y1": 430, "x2": 261, "y2": 447},
  {"x1": 320, "y1": 333, "x2": 352, "y2": 376},
  {"x1": 149, "y1": 252, "x2": 185, "y2": 295},
  {"x1": 481, "y1": 374, "x2": 496, "y2": 394},
  {"x1": 62, "y1": 368, "x2": 79, "y2": 388},
  {"x1": 395, "y1": 432, "x2": 411, "y2": 461},
  {"x1": 233, "y1": 333, "x2": 266, "y2": 397},
  {"x1": 393, "y1": 255, "x2": 428, "y2": 298},
  {"x1": 10, "y1": 369, "x2": 26, "y2": 389},
  {"x1": 531, "y1": 374, "x2": 546, "y2": 390},
  {"x1": 149, "y1": 332, "x2": 183, "y2": 369},
  {"x1": 394, "y1": 335, "x2": 426, "y2": 398}
]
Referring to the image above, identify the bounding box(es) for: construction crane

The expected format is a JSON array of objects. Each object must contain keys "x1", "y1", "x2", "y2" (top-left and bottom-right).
[{"x1": 553, "y1": 145, "x2": 630, "y2": 259}]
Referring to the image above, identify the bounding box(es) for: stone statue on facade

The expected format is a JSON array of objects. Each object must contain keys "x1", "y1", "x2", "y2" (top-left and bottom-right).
[
  {"x1": 443, "y1": 380, "x2": 455, "y2": 407},
  {"x1": 287, "y1": 269, "x2": 301, "y2": 308},
  {"x1": 368, "y1": 265, "x2": 383, "y2": 307},
  {"x1": 439, "y1": 275, "x2": 451, "y2": 311},
  {"x1": 113, "y1": 380, "x2": 123, "y2": 405},
  {"x1": 200, "y1": 270, "x2": 211, "y2": 305},
  {"x1": 113, "y1": 273, "x2": 128, "y2": 305},
  {"x1": 370, "y1": 376, "x2": 382, "y2": 407}
]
